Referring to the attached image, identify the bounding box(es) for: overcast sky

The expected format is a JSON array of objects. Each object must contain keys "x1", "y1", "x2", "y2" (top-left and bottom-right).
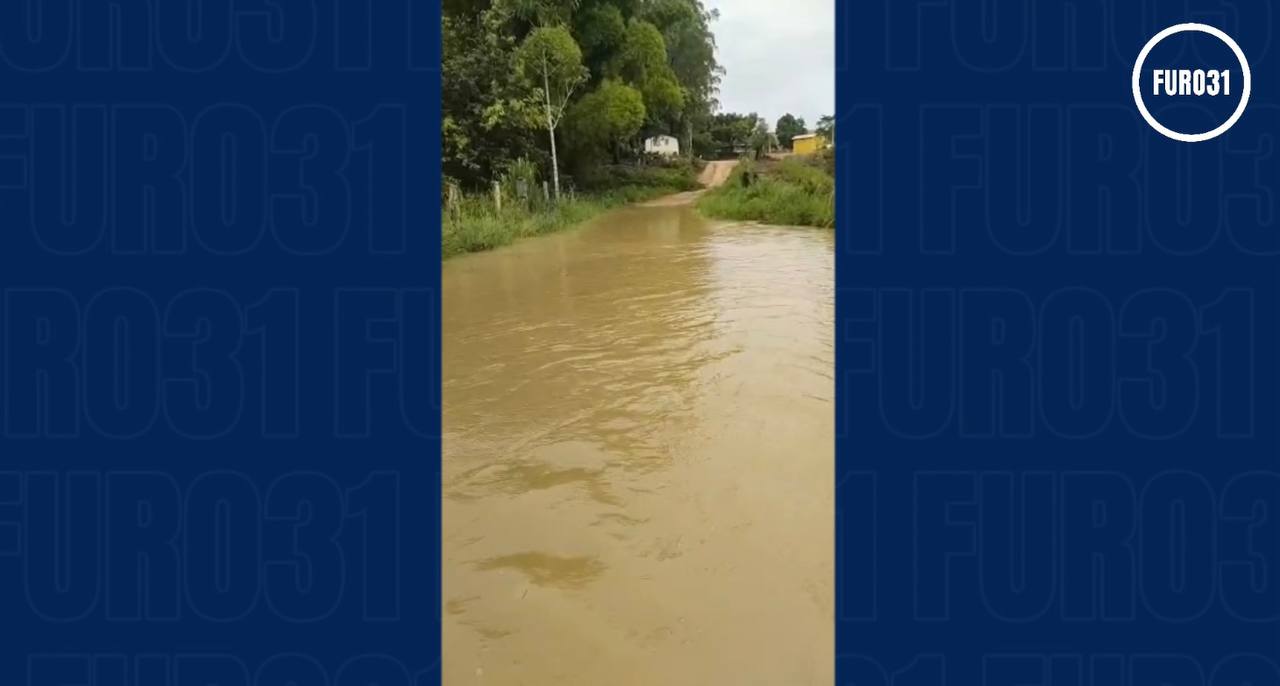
[{"x1": 704, "y1": 0, "x2": 834, "y2": 132}]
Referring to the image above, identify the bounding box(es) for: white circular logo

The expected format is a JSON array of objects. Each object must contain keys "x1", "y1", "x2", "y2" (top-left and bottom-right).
[{"x1": 1132, "y1": 23, "x2": 1251, "y2": 142}]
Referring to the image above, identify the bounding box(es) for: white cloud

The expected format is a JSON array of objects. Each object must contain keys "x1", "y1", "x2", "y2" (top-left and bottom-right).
[{"x1": 704, "y1": 0, "x2": 835, "y2": 131}]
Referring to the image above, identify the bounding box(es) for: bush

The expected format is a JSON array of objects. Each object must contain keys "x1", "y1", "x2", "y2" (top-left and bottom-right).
[
  {"x1": 818, "y1": 146, "x2": 835, "y2": 175},
  {"x1": 576, "y1": 162, "x2": 699, "y2": 193},
  {"x1": 697, "y1": 160, "x2": 834, "y2": 228},
  {"x1": 500, "y1": 157, "x2": 541, "y2": 201}
]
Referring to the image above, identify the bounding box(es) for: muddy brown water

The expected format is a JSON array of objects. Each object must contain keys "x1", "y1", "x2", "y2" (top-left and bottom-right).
[{"x1": 442, "y1": 198, "x2": 834, "y2": 685}]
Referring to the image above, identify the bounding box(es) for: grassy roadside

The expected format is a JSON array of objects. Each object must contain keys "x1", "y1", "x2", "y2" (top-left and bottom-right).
[
  {"x1": 443, "y1": 164, "x2": 700, "y2": 259},
  {"x1": 697, "y1": 152, "x2": 834, "y2": 228}
]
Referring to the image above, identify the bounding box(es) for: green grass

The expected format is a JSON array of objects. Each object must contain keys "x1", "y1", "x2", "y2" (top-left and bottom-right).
[
  {"x1": 443, "y1": 164, "x2": 699, "y2": 259},
  {"x1": 697, "y1": 156, "x2": 834, "y2": 228}
]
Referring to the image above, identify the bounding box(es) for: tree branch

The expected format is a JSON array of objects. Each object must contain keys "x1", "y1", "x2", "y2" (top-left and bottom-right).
[{"x1": 550, "y1": 78, "x2": 580, "y2": 129}]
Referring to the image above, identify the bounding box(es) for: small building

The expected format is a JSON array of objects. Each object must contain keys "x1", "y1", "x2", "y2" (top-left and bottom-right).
[
  {"x1": 644, "y1": 134, "x2": 680, "y2": 157},
  {"x1": 791, "y1": 133, "x2": 826, "y2": 155}
]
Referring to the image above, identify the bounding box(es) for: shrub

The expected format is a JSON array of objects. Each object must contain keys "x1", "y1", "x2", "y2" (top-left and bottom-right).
[
  {"x1": 577, "y1": 162, "x2": 699, "y2": 193},
  {"x1": 697, "y1": 160, "x2": 834, "y2": 228}
]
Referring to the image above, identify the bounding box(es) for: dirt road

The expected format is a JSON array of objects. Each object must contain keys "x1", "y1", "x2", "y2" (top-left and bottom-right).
[
  {"x1": 642, "y1": 160, "x2": 739, "y2": 208},
  {"x1": 698, "y1": 159, "x2": 738, "y2": 188}
]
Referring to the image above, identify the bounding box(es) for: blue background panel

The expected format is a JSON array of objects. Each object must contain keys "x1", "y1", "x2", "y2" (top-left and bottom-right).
[
  {"x1": 0, "y1": 3, "x2": 442, "y2": 684},
  {"x1": 839, "y1": 2, "x2": 1280, "y2": 684}
]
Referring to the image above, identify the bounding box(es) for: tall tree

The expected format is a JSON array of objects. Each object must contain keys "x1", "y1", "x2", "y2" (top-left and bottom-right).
[
  {"x1": 750, "y1": 119, "x2": 775, "y2": 158},
  {"x1": 445, "y1": 0, "x2": 723, "y2": 182},
  {"x1": 709, "y1": 112, "x2": 762, "y2": 154},
  {"x1": 610, "y1": 20, "x2": 684, "y2": 123},
  {"x1": 573, "y1": 3, "x2": 627, "y2": 77},
  {"x1": 655, "y1": 2, "x2": 722, "y2": 157},
  {"x1": 517, "y1": 26, "x2": 589, "y2": 199},
  {"x1": 502, "y1": 0, "x2": 582, "y2": 30},
  {"x1": 815, "y1": 114, "x2": 835, "y2": 141},
  {"x1": 442, "y1": 10, "x2": 542, "y2": 187},
  {"x1": 775, "y1": 113, "x2": 807, "y2": 150},
  {"x1": 567, "y1": 79, "x2": 647, "y2": 162}
]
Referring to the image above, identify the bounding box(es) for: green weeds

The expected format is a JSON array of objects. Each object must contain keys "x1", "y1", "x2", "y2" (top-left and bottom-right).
[
  {"x1": 697, "y1": 156, "x2": 834, "y2": 228},
  {"x1": 442, "y1": 164, "x2": 699, "y2": 259}
]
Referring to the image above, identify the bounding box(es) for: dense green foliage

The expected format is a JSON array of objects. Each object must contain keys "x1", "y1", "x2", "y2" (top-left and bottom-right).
[
  {"x1": 699, "y1": 112, "x2": 765, "y2": 158},
  {"x1": 566, "y1": 79, "x2": 647, "y2": 161},
  {"x1": 610, "y1": 20, "x2": 684, "y2": 120},
  {"x1": 774, "y1": 113, "x2": 807, "y2": 150},
  {"x1": 815, "y1": 114, "x2": 834, "y2": 141},
  {"x1": 443, "y1": 0, "x2": 723, "y2": 190},
  {"x1": 517, "y1": 25, "x2": 589, "y2": 196},
  {"x1": 517, "y1": 26, "x2": 588, "y2": 95},
  {"x1": 442, "y1": 11, "x2": 543, "y2": 185},
  {"x1": 443, "y1": 0, "x2": 729, "y2": 257},
  {"x1": 443, "y1": 0, "x2": 832, "y2": 256},
  {"x1": 698, "y1": 153, "x2": 835, "y2": 228}
]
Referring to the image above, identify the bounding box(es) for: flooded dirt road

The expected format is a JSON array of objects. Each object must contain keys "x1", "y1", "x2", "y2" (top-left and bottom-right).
[
  {"x1": 697, "y1": 159, "x2": 738, "y2": 187},
  {"x1": 442, "y1": 198, "x2": 833, "y2": 685}
]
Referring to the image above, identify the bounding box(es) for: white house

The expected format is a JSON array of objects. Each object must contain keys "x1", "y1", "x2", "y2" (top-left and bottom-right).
[{"x1": 644, "y1": 134, "x2": 680, "y2": 157}]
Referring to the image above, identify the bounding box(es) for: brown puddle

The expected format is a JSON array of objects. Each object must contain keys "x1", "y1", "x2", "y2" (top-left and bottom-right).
[{"x1": 443, "y1": 198, "x2": 834, "y2": 685}]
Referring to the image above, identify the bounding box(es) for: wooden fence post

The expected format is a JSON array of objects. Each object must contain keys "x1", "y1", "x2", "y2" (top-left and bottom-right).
[
  {"x1": 493, "y1": 181, "x2": 502, "y2": 213},
  {"x1": 542, "y1": 181, "x2": 549, "y2": 204},
  {"x1": 445, "y1": 183, "x2": 459, "y2": 223}
]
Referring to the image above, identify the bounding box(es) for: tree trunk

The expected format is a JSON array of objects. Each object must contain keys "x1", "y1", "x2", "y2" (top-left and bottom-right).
[
  {"x1": 684, "y1": 117, "x2": 693, "y2": 160},
  {"x1": 542, "y1": 56, "x2": 561, "y2": 201}
]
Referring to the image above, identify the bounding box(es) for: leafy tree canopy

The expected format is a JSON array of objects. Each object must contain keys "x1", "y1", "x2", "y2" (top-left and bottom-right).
[
  {"x1": 444, "y1": 0, "x2": 723, "y2": 186},
  {"x1": 574, "y1": 4, "x2": 627, "y2": 75},
  {"x1": 815, "y1": 114, "x2": 835, "y2": 140},
  {"x1": 609, "y1": 20, "x2": 685, "y2": 119},
  {"x1": 499, "y1": 0, "x2": 582, "y2": 29},
  {"x1": 517, "y1": 26, "x2": 589, "y2": 197},
  {"x1": 568, "y1": 79, "x2": 647, "y2": 154},
  {"x1": 517, "y1": 26, "x2": 589, "y2": 102},
  {"x1": 443, "y1": 12, "x2": 543, "y2": 185},
  {"x1": 709, "y1": 112, "x2": 763, "y2": 152},
  {"x1": 775, "y1": 113, "x2": 807, "y2": 150}
]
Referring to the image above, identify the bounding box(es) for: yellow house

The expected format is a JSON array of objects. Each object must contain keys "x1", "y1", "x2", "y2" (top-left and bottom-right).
[{"x1": 790, "y1": 133, "x2": 826, "y2": 155}]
